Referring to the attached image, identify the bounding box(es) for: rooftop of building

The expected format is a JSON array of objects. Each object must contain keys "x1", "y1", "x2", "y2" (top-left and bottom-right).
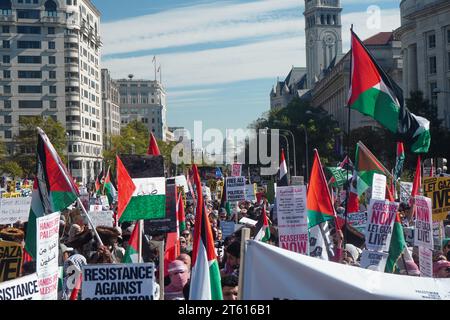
[{"x1": 363, "y1": 32, "x2": 394, "y2": 46}]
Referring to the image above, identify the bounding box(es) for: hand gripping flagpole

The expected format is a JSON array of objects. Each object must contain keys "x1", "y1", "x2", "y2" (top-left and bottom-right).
[{"x1": 37, "y1": 127, "x2": 104, "y2": 247}]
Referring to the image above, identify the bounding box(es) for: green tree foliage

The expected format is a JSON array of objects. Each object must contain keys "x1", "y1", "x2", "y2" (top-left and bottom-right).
[
  {"x1": 13, "y1": 116, "x2": 67, "y2": 177},
  {"x1": 0, "y1": 161, "x2": 23, "y2": 178}
]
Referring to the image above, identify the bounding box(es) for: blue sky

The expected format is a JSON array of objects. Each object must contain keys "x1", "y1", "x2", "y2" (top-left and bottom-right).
[{"x1": 93, "y1": 0, "x2": 401, "y2": 135}]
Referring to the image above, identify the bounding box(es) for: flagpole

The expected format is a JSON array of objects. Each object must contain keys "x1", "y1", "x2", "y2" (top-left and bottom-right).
[
  {"x1": 159, "y1": 240, "x2": 165, "y2": 300},
  {"x1": 139, "y1": 220, "x2": 143, "y2": 263},
  {"x1": 237, "y1": 227, "x2": 250, "y2": 300}
]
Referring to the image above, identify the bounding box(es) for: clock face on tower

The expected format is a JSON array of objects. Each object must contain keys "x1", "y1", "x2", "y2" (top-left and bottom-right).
[{"x1": 324, "y1": 33, "x2": 336, "y2": 45}]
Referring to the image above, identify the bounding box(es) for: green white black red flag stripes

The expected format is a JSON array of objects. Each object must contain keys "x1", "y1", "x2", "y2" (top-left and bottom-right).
[
  {"x1": 348, "y1": 30, "x2": 430, "y2": 154},
  {"x1": 123, "y1": 222, "x2": 140, "y2": 263},
  {"x1": 255, "y1": 205, "x2": 270, "y2": 243},
  {"x1": 25, "y1": 128, "x2": 78, "y2": 259},
  {"x1": 189, "y1": 165, "x2": 222, "y2": 300}
]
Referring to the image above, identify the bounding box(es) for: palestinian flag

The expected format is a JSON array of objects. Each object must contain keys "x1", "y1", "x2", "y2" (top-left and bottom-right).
[
  {"x1": 255, "y1": 204, "x2": 270, "y2": 242},
  {"x1": 348, "y1": 30, "x2": 430, "y2": 154},
  {"x1": 189, "y1": 164, "x2": 222, "y2": 300},
  {"x1": 123, "y1": 222, "x2": 140, "y2": 263},
  {"x1": 95, "y1": 169, "x2": 104, "y2": 195},
  {"x1": 118, "y1": 155, "x2": 166, "y2": 222},
  {"x1": 25, "y1": 128, "x2": 79, "y2": 259},
  {"x1": 355, "y1": 141, "x2": 390, "y2": 195},
  {"x1": 385, "y1": 212, "x2": 406, "y2": 273},
  {"x1": 147, "y1": 132, "x2": 161, "y2": 156},
  {"x1": 393, "y1": 142, "x2": 405, "y2": 180},
  {"x1": 278, "y1": 148, "x2": 288, "y2": 187},
  {"x1": 307, "y1": 149, "x2": 337, "y2": 229},
  {"x1": 116, "y1": 155, "x2": 136, "y2": 222},
  {"x1": 178, "y1": 193, "x2": 186, "y2": 233},
  {"x1": 104, "y1": 167, "x2": 117, "y2": 205}
]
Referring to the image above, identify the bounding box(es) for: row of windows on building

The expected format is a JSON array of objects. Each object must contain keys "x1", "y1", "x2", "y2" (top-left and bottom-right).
[
  {"x1": 427, "y1": 52, "x2": 450, "y2": 75},
  {"x1": 68, "y1": 144, "x2": 102, "y2": 158},
  {"x1": 81, "y1": 88, "x2": 99, "y2": 104},
  {"x1": 66, "y1": 114, "x2": 100, "y2": 129},
  {"x1": 1, "y1": 99, "x2": 56, "y2": 108},
  {"x1": 0, "y1": 9, "x2": 58, "y2": 19},
  {"x1": 3, "y1": 84, "x2": 57, "y2": 93},
  {"x1": 2, "y1": 39, "x2": 56, "y2": 49},
  {"x1": 306, "y1": 13, "x2": 338, "y2": 28},
  {"x1": 121, "y1": 96, "x2": 158, "y2": 104},
  {"x1": 1, "y1": 69, "x2": 57, "y2": 78},
  {"x1": 67, "y1": 129, "x2": 101, "y2": 143},
  {"x1": 2, "y1": 54, "x2": 56, "y2": 64},
  {"x1": 0, "y1": 25, "x2": 56, "y2": 34}
]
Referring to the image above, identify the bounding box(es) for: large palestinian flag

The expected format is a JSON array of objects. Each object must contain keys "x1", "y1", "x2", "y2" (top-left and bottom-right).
[
  {"x1": 25, "y1": 128, "x2": 79, "y2": 259},
  {"x1": 307, "y1": 149, "x2": 337, "y2": 229},
  {"x1": 189, "y1": 165, "x2": 222, "y2": 300},
  {"x1": 118, "y1": 155, "x2": 166, "y2": 222},
  {"x1": 348, "y1": 30, "x2": 430, "y2": 153}
]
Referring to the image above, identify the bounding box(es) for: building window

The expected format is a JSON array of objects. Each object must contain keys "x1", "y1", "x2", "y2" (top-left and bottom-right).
[
  {"x1": 49, "y1": 56, "x2": 56, "y2": 64},
  {"x1": 4, "y1": 130, "x2": 11, "y2": 139},
  {"x1": 18, "y1": 55, "x2": 42, "y2": 63},
  {"x1": 50, "y1": 100, "x2": 57, "y2": 108},
  {"x1": 3, "y1": 85, "x2": 10, "y2": 94},
  {"x1": 19, "y1": 86, "x2": 42, "y2": 93},
  {"x1": 48, "y1": 27, "x2": 55, "y2": 34},
  {"x1": 2, "y1": 40, "x2": 9, "y2": 48},
  {"x1": 17, "y1": 26, "x2": 41, "y2": 34},
  {"x1": 448, "y1": 30, "x2": 450, "y2": 45},
  {"x1": 17, "y1": 41, "x2": 41, "y2": 49},
  {"x1": 49, "y1": 86, "x2": 56, "y2": 94},
  {"x1": 448, "y1": 52, "x2": 450, "y2": 71},
  {"x1": 2, "y1": 26, "x2": 9, "y2": 33},
  {"x1": 45, "y1": 0, "x2": 58, "y2": 17},
  {"x1": 48, "y1": 41, "x2": 55, "y2": 49},
  {"x1": 429, "y1": 56, "x2": 437, "y2": 74},
  {"x1": 4, "y1": 115, "x2": 11, "y2": 123},
  {"x1": 18, "y1": 100, "x2": 43, "y2": 108},
  {"x1": 2, "y1": 55, "x2": 9, "y2": 63},
  {"x1": 4, "y1": 100, "x2": 11, "y2": 108},
  {"x1": 430, "y1": 82, "x2": 438, "y2": 106},
  {"x1": 17, "y1": 10, "x2": 40, "y2": 19},
  {"x1": 3, "y1": 70, "x2": 10, "y2": 78},
  {"x1": 428, "y1": 34, "x2": 436, "y2": 49},
  {"x1": 49, "y1": 71, "x2": 56, "y2": 78},
  {"x1": 18, "y1": 70, "x2": 42, "y2": 78}
]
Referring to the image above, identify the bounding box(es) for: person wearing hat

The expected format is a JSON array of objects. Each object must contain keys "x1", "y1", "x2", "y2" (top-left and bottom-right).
[
  {"x1": 0, "y1": 227, "x2": 24, "y2": 243},
  {"x1": 165, "y1": 260, "x2": 190, "y2": 300},
  {"x1": 94, "y1": 226, "x2": 124, "y2": 263},
  {"x1": 433, "y1": 259, "x2": 450, "y2": 278}
]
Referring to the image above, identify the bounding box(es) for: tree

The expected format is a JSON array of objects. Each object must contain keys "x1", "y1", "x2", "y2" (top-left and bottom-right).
[
  {"x1": 13, "y1": 116, "x2": 67, "y2": 176},
  {"x1": 0, "y1": 161, "x2": 23, "y2": 178}
]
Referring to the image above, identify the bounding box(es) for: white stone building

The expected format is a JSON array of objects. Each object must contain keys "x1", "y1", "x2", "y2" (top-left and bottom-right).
[{"x1": 101, "y1": 68, "x2": 120, "y2": 150}]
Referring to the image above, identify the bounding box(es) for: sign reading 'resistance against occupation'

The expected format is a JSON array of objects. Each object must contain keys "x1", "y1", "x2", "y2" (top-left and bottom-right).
[
  {"x1": 365, "y1": 199, "x2": 398, "y2": 252},
  {"x1": 82, "y1": 263, "x2": 155, "y2": 300},
  {"x1": 0, "y1": 273, "x2": 40, "y2": 300}
]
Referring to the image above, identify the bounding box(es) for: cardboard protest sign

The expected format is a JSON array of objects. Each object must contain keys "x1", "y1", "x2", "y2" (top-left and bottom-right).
[
  {"x1": 87, "y1": 210, "x2": 114, "y2": 229},
  {"x1": 220, "y1": 221, "x2": 235, "y2": 239},
  {"x1": 419, "y1": 246, "x2": 433, "y2": 278},
  {"x1": 360, "y1": 250, "x2": 388, "y2": 272},
  {"x1": 0, "y1": 241, "x2": 22, "y2": 282},
  {"x1": 276, "y1": 186, "x2": 308, "y2": 255},
  {"x1": 82, "y1": 263, "x2": 155, "y2": 300},
  {"x1": 414, "y1": 196, "x2": 433, "y2": 249},
  {"x1": 371, "y1": 173, "x2": 386, "y2": 201},
  {"x1": 0, "y1": 197, "x2": 32, "y2": 224},
  {"x1": 423, "y1": 177, "x2": 450, "y2": 221},
  {"x1": 400, "y1": 182, "x2": 413, "y2": 204},
  {"x1": 231, "y1": 163, "x2": 242, "y2": 177},
  {"x1": 347, "y1": 212, "x2": 367, "y2": 234},
  {"x1": 245, "y1": 184, "x2": 256, "y2": 202},
  {"x1": 0, "y1": 273, "x2": 40, "y2": 300},
  {"x1": 144, "y1": 183, "x2": 177, "y2": 236},
  {"x1": 226, "y1": 177, "x2": 246, "y2": 202},
  {"x1": 365, "y1": 199, "x2": 398, "y2": 252},
  {"x1": 36, "y1": 211, "x2": 60, "y2": 300}
]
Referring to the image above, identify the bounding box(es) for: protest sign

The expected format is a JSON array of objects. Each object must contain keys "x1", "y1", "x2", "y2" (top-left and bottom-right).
[
  {"x1": 347, "y1": 212, "x2": 367, "y2": 234},
  {"x1": 231, "y1": 163, "x2": 242, "y2": 177},
  {"x1": 239, "y1": 217, "x2": 258, "y2": 226},
  {"x1": 403, "y1": 226, "x2": 415, "y2": 246},
  {"x1": 360, "y1": 250, "x2": 388, "y2": 272},
  {"x1": 36, "y1": 211, "x2": 60, "y2": 300},
  {"x1": 245, "y1": 184, "x2": 256, "y2": 202},
  {"x1": 433, "y1": 221, "x2": 444, "y2": 251},
  {"x1": 144, "y1": 184, "x2": 177, "y2": 236},
  {"x1": 100, "y1": 195, "x2": 109, "y2": 209},
  {"x1": 291, "y1": 176, "x2": 304, "y2": 186},
  {"x1": 0, "y1": 197, "x2": 32, "y2": 224},
  {"x1": 414, "y1": 196, "x2": 433, "y2": 249},
  {"x1": 243, "y1": 240, "x2": 450, "y2": 300},
  {"x1": 400, "y1": 182, "x2": 413, "y2": 204},
  {"x1": 365, "y1": 199, "x2": 398, "y2": 252},
  {"x1": 419, "y1": 246, "x2": 433, "y2": 278},
  {"x1": 0, "y1": 273, "x2": 40, "y2": 300},
  {"x1": 174, "y1": 175, "x2": 189, "y2": 192},
  {"x1": 0, "y1": 240, "x2": 22, "y2": 282},
  {"x1": 82, "y1": 263, "x2": 155, "y2": 300},
  {"x1": 423, "y1": 177, "x2": 450, "y2": 221},
  {"x1": 220, "y1": 221, "x2": 235, "y2": 239},
  {"x1": 371, "y1": 173, "x2": 386, "y2": 201},
  {"x1": 276, "y1": 186, "x2": 308, "y2": 255},
  {"x1": 226, "y1": 177, "x2": 246, "y2": 202},
  {"x1": 89, "y1": 204, "x2": 102, "y2": 212},
  {"x1": 87, "y1": 210, "x2": 114, "y2": 229},
  {"x1": 308, "y1": 223, "x2": 330, "y2": 260}
]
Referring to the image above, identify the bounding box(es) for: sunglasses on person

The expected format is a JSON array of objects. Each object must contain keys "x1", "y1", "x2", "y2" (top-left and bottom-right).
[{"x1": 182, "y1": 233, "x2": 190, "y2": 237}]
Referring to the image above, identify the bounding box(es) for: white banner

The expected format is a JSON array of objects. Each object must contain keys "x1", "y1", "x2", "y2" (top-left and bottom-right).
[
  {"x1": 419, "y1": 246, "x2": 433, "y2": 278},
  {"x1": 371, "y1": 173, "x2": 386, "y2": 201},
  {"x1": 82, "y1": 263, "x2": 155, "y2": 300},
  {"x1": 36, "y1": 211, "x2": 60, "y2": 300},
  {"x1": 400, "y1": 182, "x2": 413, "y2": 204},
  {"x1": 360, "y1": 250, "x2": 388, "y2": 272},
  {"x1": 0, "y1": 273, "x2": 41, "y2": 300},
  {"x1": 243, "y1": 240, "x2": 450, "y2": 300},
  {"x1": 276, "y1": 186, "x2": 308, "y2": 255},
  {"x1": 0, "y1": 197, "x2": 32, "y2": 224},
  {"x1": 87, "y1": 210, "x2": 114, "y2": 229},
  {"x1": 365, "y1": 199, "x2": 398, "y2": 252},
  {"x1": 226, "y1": 177, "x2": 246, "y2": 202},
  {"x1": 414, "y1": 196, "x2": 433, "y2": 249}
]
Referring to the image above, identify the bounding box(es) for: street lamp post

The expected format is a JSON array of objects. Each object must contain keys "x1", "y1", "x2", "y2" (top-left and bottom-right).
[
  {"x1": 301, "y1": 126, "x2": 309, "y2": 184},
  {"x1": 279, "y1": 129, "x2": 297, "y2": 177}
]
